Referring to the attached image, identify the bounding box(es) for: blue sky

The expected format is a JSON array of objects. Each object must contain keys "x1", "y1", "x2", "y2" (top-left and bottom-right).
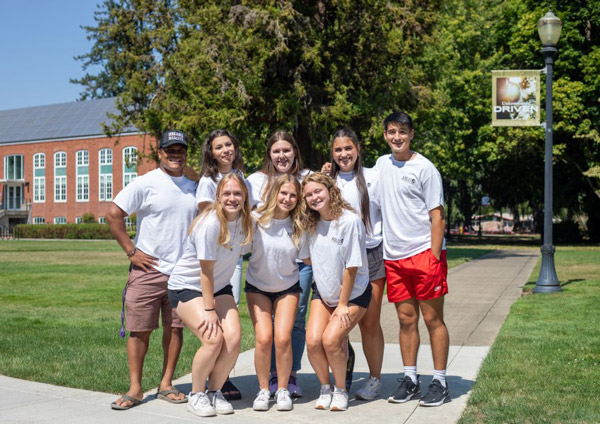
[{"x1": 0, "y1": 1, "x2": 99, "y2": 111}]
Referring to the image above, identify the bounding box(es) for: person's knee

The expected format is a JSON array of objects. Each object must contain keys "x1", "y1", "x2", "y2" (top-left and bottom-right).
[
  {"x1": 203, "y1": 332, "x2": 225, "y2": 353},
  {"x1": 359, "y1": 313, "x2": 381, "y2": 334},
  {"x1": 306, "y1": 332, "x2": 322, "y2": 354},
  {"x1": 254, "y1": 329, "x2": 273, "y2": 351},
  {"x1": 274, "y1": 332, "x2": 292, "y2": 352},
  {"x1": 223, "y1": 330, "x2": 241, "y2": 354},
  {"x1": 321, "y1": 332, "x2": 342, "y2": 355}
]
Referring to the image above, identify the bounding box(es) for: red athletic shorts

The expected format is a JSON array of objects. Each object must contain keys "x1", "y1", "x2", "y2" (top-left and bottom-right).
[{"x1": 385, "y1": 249, "x2": 448, "y2": 303}]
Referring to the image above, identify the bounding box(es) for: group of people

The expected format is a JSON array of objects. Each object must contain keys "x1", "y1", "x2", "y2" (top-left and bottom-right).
[{"x1": 107, "y1": 111, "x2": 451, "y2": 417}]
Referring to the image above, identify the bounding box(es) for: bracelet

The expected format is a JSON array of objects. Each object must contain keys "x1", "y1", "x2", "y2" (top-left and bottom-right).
[
  {"x1": 204, "y1": 308, "x2": 215, "y2": 312},
  {"x1": 126, "y1": 247, "x2": 137, "y2": 258}
]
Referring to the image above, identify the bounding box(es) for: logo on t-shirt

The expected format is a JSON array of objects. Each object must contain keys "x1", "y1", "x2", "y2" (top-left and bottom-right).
[
  {"x1": 331, "y1": 236, "x2": 344, "y2": 245},
  {"x1": 401, "y1": 175, "x2": 417, "y2": 185}
]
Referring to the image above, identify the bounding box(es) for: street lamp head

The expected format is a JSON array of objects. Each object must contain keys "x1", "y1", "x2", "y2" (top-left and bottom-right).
[{"x1": 537, "y1": 8, "x2": 562, "y2": 46}]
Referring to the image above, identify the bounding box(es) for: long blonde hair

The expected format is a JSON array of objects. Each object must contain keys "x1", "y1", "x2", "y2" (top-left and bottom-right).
[
  {"x1": 189, "y1": 173, "x2": 253, "y2": 246},
  {"x1": 256, "y1": 174, "x2": 304, "y2": 248},
  {"x1": 301, "y1": 172, "x2": 353, "y2": 234}
]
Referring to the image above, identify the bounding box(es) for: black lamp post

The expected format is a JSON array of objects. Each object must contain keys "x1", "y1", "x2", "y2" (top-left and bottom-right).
[{"x1": 534, "y1": 8, "x2": 562, "y2": 293}]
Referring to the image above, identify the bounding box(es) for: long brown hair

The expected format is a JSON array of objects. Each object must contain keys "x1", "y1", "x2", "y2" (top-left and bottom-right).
[
  {"x1": 301, "y1": 172, "x2": 353, "y2": 234},
  {"x1": 258, "y1": 131, "x2": 303, "y2": 203},
  {"x1": 200, "y1": 129, "x2": 244, "y2": 181},
  {"x1": 256, "y1": 174, "x2": 304, "y2": 248},
  {"x1": 329, "y1": 128, "x2": 371, "y2": 233},
  {"x1": 189, "y1": 173, "x2": 253, "y2": 246}
]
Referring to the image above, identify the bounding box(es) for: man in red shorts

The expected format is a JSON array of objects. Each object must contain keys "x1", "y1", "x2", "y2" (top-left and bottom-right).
[
  {"x1": 107, "y1": 130, "x2": 198, "y2": 410},
  {"x1": 375, "y1": 112, "x2": 450, "y2": 407}
]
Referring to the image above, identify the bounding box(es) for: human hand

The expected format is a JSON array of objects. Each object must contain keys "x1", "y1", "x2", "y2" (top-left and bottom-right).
[
  {"x1": 199, "y1": 310, "x2": 220, "y2": 339},
  {"x1": 331, "y1": 304, "x2": 351, "y2": 329},
  {"x1": 130, "y1": 249, "x2": 158, "y2": 272},
  {"x1": 321, "y1": 162, "x2": 332, "y2": 175}
]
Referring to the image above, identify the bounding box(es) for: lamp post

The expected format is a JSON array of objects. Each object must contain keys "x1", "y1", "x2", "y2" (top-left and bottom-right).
[{"x1": 534, "y1": 8, "x2": 562, "y2": 293}]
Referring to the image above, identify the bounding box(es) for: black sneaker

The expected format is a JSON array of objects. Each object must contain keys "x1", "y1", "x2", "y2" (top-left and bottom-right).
[
  {"x1": 419, "y1": 379, "x2": 450, "y2": 407},
  {"x1": 388, "y1": 375, "x2": 421, "y2": 403},
  {"x1": 345, "y1": 341, "x2": 355, "y2": 392}
]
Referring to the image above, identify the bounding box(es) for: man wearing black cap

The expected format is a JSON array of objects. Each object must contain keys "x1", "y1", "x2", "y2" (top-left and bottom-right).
[{"x1": 107, "y1": 130, "x2": 198, "y2": 410}]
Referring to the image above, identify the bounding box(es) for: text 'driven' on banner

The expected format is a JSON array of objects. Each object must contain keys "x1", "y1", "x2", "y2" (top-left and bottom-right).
[{"x1": 491, "y1": 70, "x2": 541, "y2": 127}]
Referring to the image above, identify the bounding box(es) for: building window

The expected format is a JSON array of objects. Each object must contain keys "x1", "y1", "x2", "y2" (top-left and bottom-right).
[
  {"x1": 98, "y1": 216, "x2": 106, "y2": 224},
  {"x1": 124, "y1": 216, "x2": 136, "y2": 230},
  {"x1": 76, "y1": 150, "x2": 89, "y2": 201},
  {"x1": 123, "y1": 146, "x2": 138, "y2": 187},
  {"x1": 99, "y1": 148, "x2": 113, "y2": 201},
  {"x1": 33, "y1": 217, "x2": 45, "y2": 224},
  {"x1": 54, "y1": 152, "x2": 67, "y2": 202},
  {"x1": 33, "y1": 153, "x2": 45, "y2": 203},
  {"x1": 75, "y1": 216, "x2": 82, "y2": 224},
  {"x1": 4, "y1": 155, "x2": 24, "y2": 180},
  {"x1": 54, "y1": 217, "x2": 67, "y2": 224}
]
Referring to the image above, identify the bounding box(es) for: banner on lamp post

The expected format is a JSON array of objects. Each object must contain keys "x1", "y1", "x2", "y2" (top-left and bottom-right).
[{"x1": 492, "y1": 70, "x2": 541, "y2": 126}]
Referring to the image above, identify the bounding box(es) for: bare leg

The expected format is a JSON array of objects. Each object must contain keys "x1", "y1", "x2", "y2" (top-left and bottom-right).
[
  {"x1": 207, "y1": 295, "x2": 241, "y2": 391},
  {"x1": 419, "y1": 296, "x2": 449, "y2": 370},
  {"x1": 322, "y1": 305, "x2": 366, "y2": 389},
  {"x1": 395, "y1": 298, "x2": 420, "y2": 367},
  {"x1": 113, "y1": 330, "x2": 151, "y2": 407},
  {"x1": 176, "y1": 298, "x2": 224, "y2": 393},
  {"x1": 306, "y1": 300, "x2": 333, "y2": 385},
  {"x1": 273, "y1": 293, "x2": 299, "y2": 390},
  {"x1": 157, "y1": 326, "x2": 185, "y2": 400},
  {"x1": 358, "y1": 278, "x2": 385, "y2": 378},
  {"x1": 247, "y1": 293, "x2": 274, "y2": 390}
]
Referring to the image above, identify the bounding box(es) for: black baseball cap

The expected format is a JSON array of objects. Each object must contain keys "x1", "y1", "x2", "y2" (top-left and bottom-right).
[{"x1": 160, "y1": 130, "x2": 188, "y2": 149}]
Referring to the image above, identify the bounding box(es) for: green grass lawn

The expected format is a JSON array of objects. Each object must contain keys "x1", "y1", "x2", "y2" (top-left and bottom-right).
[
  {"x1": 459, "y1": 246, "x2": 600, "y2": 424},
  {"x1": 0, "y1": 239, "x2": 490, "y2": 394}
]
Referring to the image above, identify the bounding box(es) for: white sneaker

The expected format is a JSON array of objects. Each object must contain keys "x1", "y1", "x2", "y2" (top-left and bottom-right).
[
  {"x1": 253, "y1": 388, "x2": 271, "y2": 411},
  {"x1": 330, "y1": 388, "x2": 348, "y2": 411},
  {"x1": 209, "y1": 390, "x2": 234, "y2": 414},
  {"x1": 187, "y1": 392, "x2": 216, "y2": 417},
  {"x1": 275, "y1": 388, "x2": 293, "y2": 411},
  {"x1": 355, "y1": 376, "x2": 382, "y2": 400},
  {"x1": 315, "y1": 385, "x2": 332, "y2": 410}
]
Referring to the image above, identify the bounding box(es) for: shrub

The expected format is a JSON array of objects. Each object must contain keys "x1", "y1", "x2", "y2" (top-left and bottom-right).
[
  {"x1": 16, "y1": 224, "x2": 114, "y2": 240},
  {"x1": 82, "y1": 213, "x2": 96, "y2": 224}
]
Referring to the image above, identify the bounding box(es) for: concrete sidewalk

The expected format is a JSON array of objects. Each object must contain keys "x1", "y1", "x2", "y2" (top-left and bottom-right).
[{"x1": 0, "y1": 250, "x2": 538, "y2": 424}]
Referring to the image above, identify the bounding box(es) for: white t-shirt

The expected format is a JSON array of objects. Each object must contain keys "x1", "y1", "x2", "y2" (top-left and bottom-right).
[
  {"x1": 375, "y1": 153, "x2": 445, "y2": 260},
  {"x1": 247, "y1": 169, "x2": 311, "y2": 209},
  {"x1": 168, "y1": 212, "x2": 249, "y2": 293},
  {"x1": 246, "y1": 213, "x2": 308, "y2": 292},
  {"x1": 196, "y1": 170, "x2": 250, "y2": 206},
  {"x1": 300, "y1": 209, "x2": 369, "y2": 307},
  {"x1": 113, "y1": 168, "x2": 197, "y2": 275},
  {"x1": 336, "y1": 168, "x2": 382, "y2": 249}
]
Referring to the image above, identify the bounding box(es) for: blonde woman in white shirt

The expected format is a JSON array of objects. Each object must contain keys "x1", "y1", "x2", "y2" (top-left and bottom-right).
[
  {"x1": 247, "y1": 131, "x2": 311, "y2": 397},
  {"x1": 246, "y1": 175, "x2": 307, "y2": 411},
  {"x1": 168, "y1": 173, "x2": 253, "y2": 417},
  {"x1": 301, "y1": 172, "x2": 371, "y2": 412}
]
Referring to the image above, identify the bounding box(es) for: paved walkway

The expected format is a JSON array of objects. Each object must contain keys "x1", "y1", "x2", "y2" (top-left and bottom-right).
[{"x1": 0, "y1": 250, "x2": 539, "y2": 424}]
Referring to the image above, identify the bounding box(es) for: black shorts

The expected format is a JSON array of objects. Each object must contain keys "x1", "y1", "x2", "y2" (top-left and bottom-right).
[
  {"x1": 168, "y1": 285, "x2": 234, "y2": 309},
  {"x1": 244, "y1": 281, "x2": 302, "y2": 303},
  {"x1": 310, "y1": 281, "x2": 372, "y2": 309}
]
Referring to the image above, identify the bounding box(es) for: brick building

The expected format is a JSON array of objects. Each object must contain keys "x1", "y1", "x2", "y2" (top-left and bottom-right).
[{"x1": 0, "y1": 98, "x2": 158, "y2": 230}]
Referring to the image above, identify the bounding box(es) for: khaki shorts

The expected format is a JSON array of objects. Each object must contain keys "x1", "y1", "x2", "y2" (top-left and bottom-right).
[{"x1": 125, "y1": 265, "x2": 184, "y2": 332}]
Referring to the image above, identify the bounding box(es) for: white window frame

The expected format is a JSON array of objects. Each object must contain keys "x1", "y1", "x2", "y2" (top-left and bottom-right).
[
  {"x1": 75, "y1": 216, "x2": 82, "y2": 224},
  {"x1": 33, "y1": 153, "x2": 46, "y2": 203},
  {"x1": 54, "y1": 152, "x2": 67, "y2": 202},
  {"x1": 99, "y1": 148, "x2": 113, "y2": 201},
  {"x1": 76, "y1": 150, "x2": 89, "y2": 202},
  {"x1": 4, "y1": 154, "x2": 24, "y2": 180},
  {"x1": 53, "y1": 216, "x2": 67, "y2": 224},
  {"x1": 33, "y1": 217, "x2": 45, "y2": 224},
  {"x1": 123, "y1": 146, "x2": 138, "y2": 187}
]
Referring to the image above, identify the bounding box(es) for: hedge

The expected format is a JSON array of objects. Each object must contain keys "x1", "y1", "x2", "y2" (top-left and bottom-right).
[{"x1": 16, "y1": 224, "x2": 115, "y2": 240}]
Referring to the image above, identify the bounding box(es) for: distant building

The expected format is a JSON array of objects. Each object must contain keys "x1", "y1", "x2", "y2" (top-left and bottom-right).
[{"x1": 0, "y1": 98, "x2": 157, "y2": 230}]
